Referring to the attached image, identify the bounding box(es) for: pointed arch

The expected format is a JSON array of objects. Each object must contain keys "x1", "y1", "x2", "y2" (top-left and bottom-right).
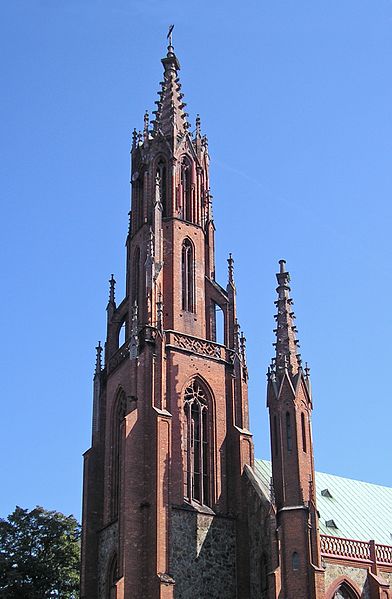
[
  {"x1": 106, "y1": 553, "x2": 118, "y2": 599},
  {"x1": 183, "y1": 376, "x2": 214, "y2": 507},
  {"x1": 110, "y1": 389, "x2": 127, "y2": 519},
  {"x1": 301, "y1": 412, "x2": 307, "y2": 452},
  {"x1": 180, "y1": 156, "x2": 192, "y2": 222},
  {"x1": 326, "y1": 577, "x2": 361, "y2": 599},
  {"x1": 155, "y1": 156, "x2": 167, "y2": 215},
  {"x1": 286, "y1": 411, "x2": 292, "y2": 451},
  {"x1": 132, "y1": 246, "x2": 140, "y2": 311},
  {"x1": 181, "y1": 238, "x2": 195, "y2": 312}
]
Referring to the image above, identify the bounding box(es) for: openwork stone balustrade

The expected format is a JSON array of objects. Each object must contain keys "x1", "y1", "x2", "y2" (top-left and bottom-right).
[
  {"x1": 321, "y1": 535, "x2": 392, "y2": 566},
  {"x1": 166, "y1": 330, "x2": 235, "y2": 363}
]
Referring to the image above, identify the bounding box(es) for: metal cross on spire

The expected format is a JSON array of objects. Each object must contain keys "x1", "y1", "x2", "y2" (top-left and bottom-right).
[{"x1": 167, "y1": 24, "x2": 174, "y2": 47}]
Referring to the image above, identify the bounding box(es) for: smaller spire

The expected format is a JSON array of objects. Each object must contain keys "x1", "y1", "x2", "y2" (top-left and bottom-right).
[
  {"x1": 108, "y1": 274, "x2": 116, "y2": 305},
  {"x1": 95, "y1": 341, "x2": 102, "y2": 374},
  {"x1": 273, "y1": 259, "x2": 301, "y2": 376},
  {"x1": 228, "y1": 253, "x2": 234, "y2": 284}
]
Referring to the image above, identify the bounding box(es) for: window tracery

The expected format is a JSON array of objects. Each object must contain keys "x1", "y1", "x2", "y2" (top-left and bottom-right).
[
  {"x1": 183, "y1": 380, "x2": 210, "y2": 506},
  {"x1": 180, "y1": 157, "x2": 192, "y2": 222},
  {"x1": 156, "y1": 159, "x2": 167, "y2": 215},
  {"x1": 181, "y1": 239, "x2": 194, "y2": 312},
  {"x1": 111, "y1": 391, "x2": 126, "y2": 519}
]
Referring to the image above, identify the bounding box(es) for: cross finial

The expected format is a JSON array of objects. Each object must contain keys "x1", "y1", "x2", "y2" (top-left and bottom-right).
[{"x1": 167, "y1": 24, "x2": 174, "y2": 49}]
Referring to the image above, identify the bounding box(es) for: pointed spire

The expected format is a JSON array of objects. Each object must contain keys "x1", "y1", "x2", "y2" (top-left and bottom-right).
[
  {"x1": 152, "y1": 32, "x2": 190, "y2": 137},
  {"x1": 95, "y1": 341, "x2": 102, "y2": 375},
  {"x1": 273, "y1": 259, "x2": 301, "y2": 376},
  {"x1": 108, "y1": 274, "x2": 116, "y2": 306}
]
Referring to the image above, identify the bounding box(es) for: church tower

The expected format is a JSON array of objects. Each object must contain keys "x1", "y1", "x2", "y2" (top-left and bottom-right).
[
  {"x1": 266, "y1": 260, "x2": 325, "y2": 599},
  {"x1": 81, "y1": 38, "x2": 254, "y2": 599}
]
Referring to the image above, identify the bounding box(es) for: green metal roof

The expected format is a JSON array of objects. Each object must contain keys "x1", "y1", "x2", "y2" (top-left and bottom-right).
[{"x1": 253, "y1": 460, "x2": 392, "y2": 546}]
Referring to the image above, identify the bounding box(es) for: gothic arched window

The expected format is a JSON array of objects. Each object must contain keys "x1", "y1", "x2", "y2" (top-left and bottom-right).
[
  {"x1": 132, "y1": 247, "x2": 140, "y2": 310},
  {"x1": 273, "y1": 415, "x2": 279, "y2": 456},
  {"x1": 181, "y1": 157, "x2": 192, "y2": 222},
  {"x1": 106, "y1": 554, "x2": 117, "y2": 599},
  {"x1": 183, "y1": 380, "x2": 210, "y2": 506},
  {"x1": 111, "y1": 391, "x2": 126, "y2": 519},
  {"x1": 133, "y1": 174, "x2": 143, "y2": 231},
  {"x1": 301, "y1": 412, "x2": 307, "y2": 452},
  {"x1": 156, "y1": 159, "x2": 167, "y2": 215},
  {"x1": 286, "y1": 412, "x2": 292, "y2": 452},
  {"x1": 181, "y1": 239, "x2": 194, "y2": 312},
  {"x1": 292, "y1": 551, "x2": 300, "y2": 571},
  {"x1": 333, "y1": 583, "x2": 360, "y2": 599}
]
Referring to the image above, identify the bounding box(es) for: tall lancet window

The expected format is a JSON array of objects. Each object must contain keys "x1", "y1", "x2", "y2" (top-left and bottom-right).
[
  {"x1": 183, "y1": 380, "x2": 210, "y2": 506},
  {"x1": 181, "y1": 239, "x2": 194, "y2": 312},
  {"x1": 156, "y1": 159, "x2": 167, "y2": 215},
  {"x1": 111, "y1": 391, "x2": 126, "y2": 519},
  {"x1": 181, "y1": 157, "x2": 192, "y2": 222},
  {"x1": 132, "y1": 247, "x2": 140, "y2": 312}
]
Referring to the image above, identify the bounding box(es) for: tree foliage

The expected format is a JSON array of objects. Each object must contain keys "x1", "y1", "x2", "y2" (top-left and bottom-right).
[{"x1": 0, "y1": 506, "x2": 80, "y2": 598}]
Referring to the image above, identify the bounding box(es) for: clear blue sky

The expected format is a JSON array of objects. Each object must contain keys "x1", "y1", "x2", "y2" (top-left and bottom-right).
[{"x1": 1, "y1": 0, "x2": 391, "y2": 521}]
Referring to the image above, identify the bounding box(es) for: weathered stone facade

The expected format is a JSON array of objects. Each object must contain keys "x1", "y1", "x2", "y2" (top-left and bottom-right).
[
  {"x1": 324, "y1": 563, "x2": 368, "y2": 597},
  {"x1": 243, "y1": 471, "x2": 272, "y2": 599},
  {"x1": 97, "y1": 521, "x2": 118, "y2": 599},
  {"x1": 170, "y1": 507, "x2": 236, "y2": 599}
]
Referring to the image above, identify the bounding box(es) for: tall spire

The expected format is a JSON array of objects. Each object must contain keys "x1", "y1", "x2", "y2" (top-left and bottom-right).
[
  {"x1": 151, "y1": 31, "x2": 190, "y2": 137},
  {"x1": 273, "y1": 259, "x2": 301, "y2": 376}
]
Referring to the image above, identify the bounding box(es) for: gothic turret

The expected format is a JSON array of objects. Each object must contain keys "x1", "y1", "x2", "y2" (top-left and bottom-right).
[
  {"x1": 267, "y1": 260, "x2": 324, "y2": 599},
  {"x1": 81, "y1": 35, "x2": 253, "y2": 599}
]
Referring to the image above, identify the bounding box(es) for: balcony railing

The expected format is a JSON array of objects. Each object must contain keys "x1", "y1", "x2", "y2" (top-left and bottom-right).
[{"x1": 321, "y1": 535, "x2": 392, "y2": 566}]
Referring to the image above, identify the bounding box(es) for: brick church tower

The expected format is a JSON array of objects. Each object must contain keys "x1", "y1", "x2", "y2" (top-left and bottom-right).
[
  {"x1": 81, "y1": 39, "x2": 254, "y2": 599},
  {"x1": 266, "y1": 260, "x2": 325, "y2": 598}
]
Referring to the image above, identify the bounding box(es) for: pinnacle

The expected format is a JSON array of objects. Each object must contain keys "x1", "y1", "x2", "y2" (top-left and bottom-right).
[
  {"x1": 151, "y1": 40, "x2": 190, "y2": 138},
  {"x1": 272, "y1": 260, "x2": 301, "y2": 377}
]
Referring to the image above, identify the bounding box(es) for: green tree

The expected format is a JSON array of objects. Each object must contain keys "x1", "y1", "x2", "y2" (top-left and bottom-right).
[{"x1": 0, "y1": 506, "x2": 80, "y2": 599}]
